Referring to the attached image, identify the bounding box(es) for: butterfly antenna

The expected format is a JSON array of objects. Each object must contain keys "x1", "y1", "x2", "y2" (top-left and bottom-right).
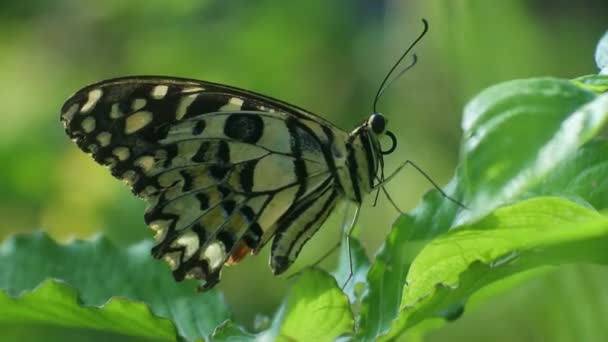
[
  {"x1": 376, "y1": 54, "x2": 418, "y2": 101},
  {"x1": 372, "y1": 18, "x2": 429, "y2": 113}
]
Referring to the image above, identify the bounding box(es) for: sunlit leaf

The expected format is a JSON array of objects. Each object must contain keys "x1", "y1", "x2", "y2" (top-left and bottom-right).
[
  {"x1": 0, "y1": 279, "x2": 176, "y2": 341},
  {"x1": 272, "y1": 270, "x2": 354, "y2": 341},
  {"x1": 212, "y1": 269, "x2": 353, "y2": 342},
  {"x1": 460, "y1": 79, "x2": 606, "y2": 220},
  {"x1": 383, "y1": 197, "x2": 608, "y2": 340}
]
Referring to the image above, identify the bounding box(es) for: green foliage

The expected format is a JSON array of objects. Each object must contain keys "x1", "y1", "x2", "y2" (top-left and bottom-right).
[
  {"x1": 0, "y1": 232, "x2": 226, "y2": 341},
  {"x1": 2, "y1": 15, "x2": 608, "y2": 342}
]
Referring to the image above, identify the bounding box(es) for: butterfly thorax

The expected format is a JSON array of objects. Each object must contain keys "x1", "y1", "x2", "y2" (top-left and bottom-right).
[{"x1": 337, "y1": 121, "x2": 383, "y2": 203}]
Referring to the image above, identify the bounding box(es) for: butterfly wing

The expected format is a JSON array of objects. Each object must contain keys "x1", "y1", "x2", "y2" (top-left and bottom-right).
[{"x1": 60, "y1": 76, "x2": 347, "y2": 290}]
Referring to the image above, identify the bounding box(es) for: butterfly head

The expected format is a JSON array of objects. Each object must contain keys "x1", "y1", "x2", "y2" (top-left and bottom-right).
[
  {"x1": 365, "y1": 112, "x2": 397, "y2": 155},
  {"x1": 368, "y1": 113, "x2": 386, "y2": 135}
]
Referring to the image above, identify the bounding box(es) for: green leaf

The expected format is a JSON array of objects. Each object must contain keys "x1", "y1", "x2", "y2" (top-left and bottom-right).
[
  {"x1": 212, "y1": 269, "x2": 354, "y2": 342},
  {"x1": 0, "y1": 233, "x2": 228, "y2": 341},
  {"x1": 0, "y1": 279, "x2": 176, "y2": 341},
  {"x1": 275, "y1": 270, "x2": 354, "y2": 341},
  {"x1": 531, "y1": 138, "x2": 608, "y2": 210},
  {"x1": 596, "y1": 30, "x2": 608, "y2": 74},
  {"x1": 359, "y1": 78, "x2": 608, "y2": 341},
  {"x1": 383, "y1": 197, "x2": 608, "y2": 340},
  {"x1": 460, "y1": 79, "x2": 605, "y2": 219}
]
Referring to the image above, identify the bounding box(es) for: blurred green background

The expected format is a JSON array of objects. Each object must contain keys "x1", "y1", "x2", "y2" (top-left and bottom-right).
[{"x1": 1, "y1": 0, "x2": 607, "y2": 340}]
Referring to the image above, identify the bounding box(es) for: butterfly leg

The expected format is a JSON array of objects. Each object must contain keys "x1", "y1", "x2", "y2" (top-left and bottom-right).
[
  {"x1": 374, "y1": 160, "x2": 467, "y2": 209},
  {"x1": 340, "y1": 203, "x2": 360, "y2": 290}
]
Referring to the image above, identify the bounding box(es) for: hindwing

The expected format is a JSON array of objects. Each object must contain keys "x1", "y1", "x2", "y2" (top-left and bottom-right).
[{"x1": 60, "y1": 76, "x2": 349, "y2": 290}]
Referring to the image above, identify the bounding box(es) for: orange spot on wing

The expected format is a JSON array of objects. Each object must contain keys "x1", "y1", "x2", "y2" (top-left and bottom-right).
[{"x1": 227, "y1": 242, "x2": 252, "y2": 265}]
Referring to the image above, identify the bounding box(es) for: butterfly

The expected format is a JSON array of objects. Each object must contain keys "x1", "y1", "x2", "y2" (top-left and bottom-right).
[{"x1": 60, "y1": 20, "x2": 434, "y2": 291}]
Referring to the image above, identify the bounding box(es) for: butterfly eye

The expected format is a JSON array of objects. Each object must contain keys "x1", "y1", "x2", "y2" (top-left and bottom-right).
[{"x1": 368, "y1": 113, "x2": 386, "y2": 134}]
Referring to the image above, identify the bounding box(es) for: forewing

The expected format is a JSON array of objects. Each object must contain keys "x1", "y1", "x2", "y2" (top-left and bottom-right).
[{"x1": 60, "y1": 76, "x2": 343, "y2": 290}]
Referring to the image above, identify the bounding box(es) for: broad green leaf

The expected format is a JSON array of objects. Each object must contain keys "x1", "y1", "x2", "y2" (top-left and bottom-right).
[
  {"x1": 460, "y1": 79, "x2": 605, "y2": 220},
  {"x1": 0, "y1": 233, "x2": 228, "y2": 341},
  {"x1": 212, "y1": 270, "x2": 353, "y2": 342},
  {"x1": 596, "y1": 30, "x2": 608, "y2": 74},
  {"x1": 531, "y1": 138, "x2": 608, "y2": 210},
  {"x1": 275, "y1": 270, "x2": 353, "y2": 341},
  {"x1": 0, "y1": 280, "x2": 175, "y2": 341},
  {"x1": 385, "y1": 197, "x2": 608, "y2": 340},
  {"x1": 359, "y1": 79, "x2": 608, "y2": 341}
]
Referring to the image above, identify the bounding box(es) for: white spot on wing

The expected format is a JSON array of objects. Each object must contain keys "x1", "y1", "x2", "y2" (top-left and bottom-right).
[
  {"x1": 131, "y1": 98, "x2": 147, "y2": 111},
  {"x1": 87, "y1": 144, "x2": 99, "y2": 153},
  {"x1": 163, "y1": 252, "x2": 179, "y2": 270},
  {"x1": 81, "y1": 116, "x2": 96, "y2": 133},
  {"x1": 176, "y1": 231, "x2": 200, "y2": 259},
  {"x1": 110, "y1": 103, "x2": 123, "y2": 119},
  {"x1": 125, "y1": 111, "x2": 153, "y2": 134},
  {"x1": 176, "y1": 94, "x2": 197, "y2": 120},
  {"x1": 149, "y1": 220, "x2": 170, "y2": 241},
  {"x1": 182, "y1": 86, "x2": 205, "y2": 93},
  {"x1": 220, "y1": 97, "x2": 244, "y2": 111},
  {"x1": 96, "y1": 132, "x2": 112, "y2": 147},
  {"x1": 121, "y1": 170, "x2": 137, "y2": 186},
  {"x1": 112, "y1": 146, "x2": 130, "y2": 161},
  {"x1": 62, "y1": 103, "x2": 79, "y2": 122},
  {"x1": 151, "y1": 85, "x2": 169, "y2": 99},
  {"x1": 134, "y1": 155, "x2": 156, "y2": 173},
  {"x1": 81, "y1": 89, "x2": 103, "y2": 113},
  {"x1": 104, "y1": 157, "x2": 117, "y2": 168},
  {"x1": 204, "y1": 241, "x2": 226, "y2": 270}
]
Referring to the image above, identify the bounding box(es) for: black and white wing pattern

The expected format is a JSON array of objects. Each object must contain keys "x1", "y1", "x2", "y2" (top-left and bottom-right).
[{"x1": 60, "y1": 76, "x2": 368, "y2": 290}]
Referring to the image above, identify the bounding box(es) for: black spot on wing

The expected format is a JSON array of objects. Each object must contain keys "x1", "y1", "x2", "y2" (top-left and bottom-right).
[
  {"x1": 243, "y1": 222, "x2": 262, "y2": 249},
  {"x1": 240, "y1": 206, "x2": 255, "y2": 222},
  {"x1": 222, "y1": 200, "x2": 236, "y2": 216},
  {"x1": 192, "y1": 120, "x2": 206, "y2": 135},
  {"x1": 217, "y1": 231, "x2": 236, "y2": 253},
  {"x1": 196, "y1": 193, "x2": 209, "y2": 210},
  {"x1": 192, "y1": 223, "x2": 207, "y2": 242},
  {"x1": 217, "y1": 185, "x2": 231, "y2": 198},
  {"x1": 217, "y1": 141, "x2": 230, "y2": 164},
  {"x1": 209, "y1": 165, "x2": 230, "y2": 181},
  {"x1": 224, "y1": 114, "x2": 263, "y2": 143},
  {"x1": 239, "y1": 160, "x2": 257, "y2": 192},
  {"x1": 191, "y1": 142, "x2": 211, "y2": 163},
  {"x1": 180, "y1": 170, "x2": 193, "y2": 191},
  {"x1": 163, "y1": 144, "x2": 178, "y2": 167}
]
